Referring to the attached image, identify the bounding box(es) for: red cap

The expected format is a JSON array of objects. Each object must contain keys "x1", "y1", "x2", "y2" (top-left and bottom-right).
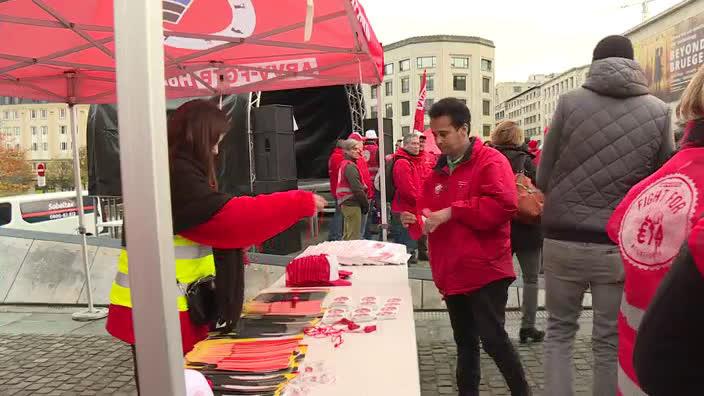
[
  {"x1": 528, "y1": 140, "x2": 539, "y2": 150},
  {"x1": 348, "y1": 132, "x2": 364, "y2": 142},
  {"x1": 286, "y1": 255, "x2": 352, "y2": 287}
]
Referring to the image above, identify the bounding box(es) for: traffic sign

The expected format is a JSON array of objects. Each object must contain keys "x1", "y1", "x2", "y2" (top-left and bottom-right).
[{"x1": 36, "y1": 162, "x2": 46, "y2": 177}]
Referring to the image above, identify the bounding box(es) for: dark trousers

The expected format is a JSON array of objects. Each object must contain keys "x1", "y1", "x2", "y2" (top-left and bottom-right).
[{"x1": 445, "y1": 279, "x2": 530, "y2": 396}]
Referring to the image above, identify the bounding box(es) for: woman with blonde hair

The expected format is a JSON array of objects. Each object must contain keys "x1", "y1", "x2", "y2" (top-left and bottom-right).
[
  {"x1": 491, "y1": 120, "x2": 545, "y2": 343},
  {"x1": 606, "y1": 64, "x2": 704, "y2": 395}
]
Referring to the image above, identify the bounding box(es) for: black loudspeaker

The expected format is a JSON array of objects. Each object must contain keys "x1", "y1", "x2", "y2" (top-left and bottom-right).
[
  {"x1": 252, "y1": 105, "x2": 297, "y2": 181},
  {"x1": 254, "y1": 179, "x2": 302, "y2": 255},
  {"x1": 363, "y1": 118, "x2": 394, "y2": 157}
]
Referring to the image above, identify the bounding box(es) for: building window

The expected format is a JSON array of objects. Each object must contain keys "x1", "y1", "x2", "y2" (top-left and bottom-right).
[
  {"x1": 416, "y1": 56, "x2": 436, "y2": 69},
  {"x1": 402, "y1": 126, "x2": 410, "y2": 135},
  {"x1": 399, "y1": 59, "x2": 410, "y2": 72},
  {"x1": 31, "y1": 109, "x2": 37, "y2": 119},
  {"x1": 385, "y1": 81, "x2": 393, "y2": 96},
  {"x1": 481, "y1": 59, "x2": 493, "y2": 72},
  {"x1": 61, "y1": 142, "x2": 68, "y2": 151},
  {"x1": 43, "y1": 142, "x2": 48, "y2": 151},
  {"x1": 12, "y1": 110, "x2": 18, "y2": 119},
  {"x1": 424, "y1": 98, "x2": 435, "y2": 114},
  {"x1": 14, "y1": 127, "x2": 20, "y2": 136},
  {"x1": 15, "y1": 144, "x2": 19, "y2": 150},
  {"x1": 60, "y1": 125, "x2": 67, "y2": 135},
  {"x1": 370, "y1": 106, "x2": 378, "y2": 119},
  {"x1": 483, "y1": 125, "x2": 492, "y2": 137},
  {"x1": 31, "y1": 127, "x2": 37, "y2": 136},
  {"x1": 451, "y1": 56, "x2": 469, "y2": 69},
  {"x1": 401, "y1": 77, "x2": 410, "y2": 94},
  {"x1": 40, "y1": 109, "x2": 47, "y2": 119},
  {"x1": 483, "y1": 100, "x2": 491, "y2": 116},
  {"x1": 41, "y1": 126, "x2": 48, "y2": 135},
  {"x1": 453, "y1": 75, "x2": 467, "y2": 91},
  {"x1": 482, "y1": 77, "x2": 491, "y2": 94},
  {"x1": 32, "y1": 142, "x2": 37, "y2": 151},
  {"x1": 424, "y1": 74, "x2": 435, "y2": 92},
  {"x1": 515, "y1": 86, "x2": 523, "y2": 93},
  {"x1": 384, "y1": 63, "x2": 394, "y2": 76},
  {"x1": 59, "y1": 108, "x2": 66, "y2": 119},
  {"x1": 402, "y1": 101, "x2": 410, "y2": 116},
  {"x1": 385, "y1": 103, "x2": 393, "y2": 118},
  {"x1": 371, "y1": 86, "x2": 377, "y2": 99},
  {"x1": 2, "y1": 111, "x2": 7, "y2": 120}
]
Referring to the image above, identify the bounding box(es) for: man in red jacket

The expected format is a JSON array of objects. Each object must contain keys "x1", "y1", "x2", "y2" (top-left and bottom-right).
[
  {"x1": 391, "y1": 133, "x2": 422, "y2": 263},
  {"x1": 402, "y1": 98, "x2": 530, "y2": 396}
]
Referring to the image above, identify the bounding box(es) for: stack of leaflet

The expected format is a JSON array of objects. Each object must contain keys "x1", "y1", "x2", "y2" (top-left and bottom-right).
[
  {"x1": 186, "y1": 289, "x2": 329, "y2": 396},
  {"x1": 297, "y1": 240, "x2": 410, "y2": 265}
]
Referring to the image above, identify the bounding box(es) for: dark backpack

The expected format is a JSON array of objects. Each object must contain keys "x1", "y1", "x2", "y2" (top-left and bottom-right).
[{"x1": 374, "y1": 156, "x2": 404, "y2": 203}]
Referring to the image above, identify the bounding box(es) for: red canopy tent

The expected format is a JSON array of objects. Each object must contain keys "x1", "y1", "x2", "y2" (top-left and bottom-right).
[
  {"x1": 0, "y1": 0, "x2": 383, "y2": 101},
  {"x1": 0, "y1": 1, "x2": 386, "y2": 393}
]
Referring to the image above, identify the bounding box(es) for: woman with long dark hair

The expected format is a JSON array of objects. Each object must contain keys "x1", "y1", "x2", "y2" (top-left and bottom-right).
[
  {"x1": 106, "y1": 100, "x2": 325, "y2": 357},
  {"x1": 606, "y1": 65, "x2": 704, "y2": 395}
]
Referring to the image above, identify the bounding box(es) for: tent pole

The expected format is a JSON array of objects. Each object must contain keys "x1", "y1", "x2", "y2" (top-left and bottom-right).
[
  {"x1": 114, "y1": 0, "x2": 186, "y2": 394},
  {"x1": 69, "y1": 100, "x2": 107, "y2": 322},
  {"x1": 376, "y1": 85, "x2": 387, "y2": 241}
]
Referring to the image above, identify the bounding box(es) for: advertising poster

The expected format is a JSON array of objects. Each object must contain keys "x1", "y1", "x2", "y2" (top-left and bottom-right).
[{"x1": 633, "y1": 12, "x2": 704, "y2": 103}]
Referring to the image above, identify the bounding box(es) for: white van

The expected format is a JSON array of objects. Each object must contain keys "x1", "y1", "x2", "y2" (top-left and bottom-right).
[{"x1": 0, "y1": 192, "x2": 100, "y2": 235}]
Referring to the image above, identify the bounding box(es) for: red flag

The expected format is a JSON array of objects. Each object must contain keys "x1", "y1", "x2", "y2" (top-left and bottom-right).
[{"x1": 413, "y1": 70, "x2": 427, "y2": 134}]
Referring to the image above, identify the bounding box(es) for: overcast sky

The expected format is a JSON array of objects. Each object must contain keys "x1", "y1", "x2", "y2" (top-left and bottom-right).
[{"x1": 363, "y1": 0, "x2": 682, "y2": 82}]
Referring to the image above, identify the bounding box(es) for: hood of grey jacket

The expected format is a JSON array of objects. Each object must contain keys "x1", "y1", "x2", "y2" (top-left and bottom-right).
[{"x1": 583, "y1": 58, "x2": 650, "y2": 98}]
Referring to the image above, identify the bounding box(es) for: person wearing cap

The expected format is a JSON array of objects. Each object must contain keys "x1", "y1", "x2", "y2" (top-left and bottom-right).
[
  {"x1": 349, "y1": 131, "x2": 374, "y2": 238},
  {"x1": 362, "y1": 130, "x2": 381, "y2": 239},
  {"x1": 390, "y1": 133, "x2": 422, "y2": 263},
  {"x1": 362, "y1": 130, "x2": 380, "y2": 182},
  {"x1": 538, "y1": 35, "x2": 674, "y2": 395},
  {"x1": 335, "y1": 139, "x2": 369, "y2": 240}
]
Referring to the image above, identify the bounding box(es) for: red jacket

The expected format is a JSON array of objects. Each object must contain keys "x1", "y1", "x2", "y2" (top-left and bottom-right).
[
  {"x1": 607, "y1": 146, "x2": 704, "y2": 395},
  {"x1": 363, "y1": 143, "x2": 380, "y2": 182},
  {"x1": 418, "y1": 150, "x2": 438, "y2": 182},
  {"x1": 106, "y1": 190, "x2": 316, "y2": 353},
  {"x1": 328, "y1": 147, "x2": 345, "y2": 198},
  {"x1": 356, "y1": 156, "x2": 374, "y2": 198},
  {"x1": 410, "y1": 139, "x2": 517, "y2": 296},
  {"x1": 391, "y1": 148, "x2": 422, "y2": 214}
]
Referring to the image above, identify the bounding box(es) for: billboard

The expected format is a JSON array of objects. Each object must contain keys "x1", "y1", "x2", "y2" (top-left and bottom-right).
[{"x1": 633, "y1": 11, "x2": 704, "y2": 103}]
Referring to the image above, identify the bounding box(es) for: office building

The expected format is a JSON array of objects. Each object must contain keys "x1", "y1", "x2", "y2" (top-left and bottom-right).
[{"x1": 362, "y1": 35, "x2": 496, "y2": 140}]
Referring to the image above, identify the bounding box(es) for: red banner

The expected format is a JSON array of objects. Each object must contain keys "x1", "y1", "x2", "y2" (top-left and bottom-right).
[{"x1": 413, "y1": 70, "x2": 427, "y2": 134}]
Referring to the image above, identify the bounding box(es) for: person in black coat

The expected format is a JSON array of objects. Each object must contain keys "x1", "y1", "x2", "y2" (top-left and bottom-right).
[{"x1": 491, "y1": 121, "x2": 545, "y2": 343}]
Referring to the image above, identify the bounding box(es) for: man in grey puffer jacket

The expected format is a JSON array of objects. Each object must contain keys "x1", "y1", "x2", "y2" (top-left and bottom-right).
[{"x1": 537, "y1": 35, "x2": 674, "y2": 396}]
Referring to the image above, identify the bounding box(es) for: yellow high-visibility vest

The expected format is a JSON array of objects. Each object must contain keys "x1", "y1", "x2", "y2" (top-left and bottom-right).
[{"x1": 109, "y1": 235, "x2": 216, "y2": 312}]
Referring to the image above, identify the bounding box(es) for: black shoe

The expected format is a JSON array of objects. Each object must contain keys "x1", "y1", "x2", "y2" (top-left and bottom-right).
[{"x1": 519, "y1": 328, "x2": 545, "y2": 344}]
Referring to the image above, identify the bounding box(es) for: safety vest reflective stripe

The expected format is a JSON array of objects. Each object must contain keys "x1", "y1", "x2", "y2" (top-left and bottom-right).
[
  {"x1": 109, "y1": 236, "x2": 215, "y2": 312},
  {"x1": 620, "y1": 294, "x2": 644, "y2": 331},
  {"x1": 174, "y1": 244, "x2": 213, "y2": 260},
  {"x1": 618, "y1": 364, "x2": 647, "y2": 396},
  {"x1": 113, "y1": 271, "x2": 188, "y2": 296}
]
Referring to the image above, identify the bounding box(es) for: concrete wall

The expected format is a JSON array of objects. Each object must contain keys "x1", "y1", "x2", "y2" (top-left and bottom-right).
[{"x1": 0, "y1": 229, "x2": 449, "y2": 308}]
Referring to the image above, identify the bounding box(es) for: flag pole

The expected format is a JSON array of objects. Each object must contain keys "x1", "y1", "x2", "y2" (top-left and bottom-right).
[{"x1": 376, "y1": 84, "x2": 388, "y2": 241}]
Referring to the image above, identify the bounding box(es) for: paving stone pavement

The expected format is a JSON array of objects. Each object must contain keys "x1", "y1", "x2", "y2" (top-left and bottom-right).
[
  {"x1": 0, "y1": 334, "x2": 137, "y2": 395},
  {"x1": 0, "y1": 308, "x2": 595, "y2": 395},
  {"x1": 415, "y1": 311, "x2": 596, "y2": 396}
]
